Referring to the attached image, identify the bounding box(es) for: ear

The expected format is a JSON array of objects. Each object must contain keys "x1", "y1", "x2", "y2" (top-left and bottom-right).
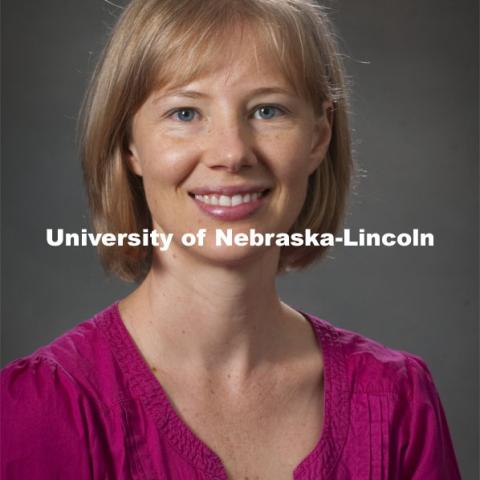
[
  {"x1": 126, "y1": 142, "x2": 144, "y2": 177},
  {"x1": 307, "y1": 100, "x2": 333, "y2": 175}
]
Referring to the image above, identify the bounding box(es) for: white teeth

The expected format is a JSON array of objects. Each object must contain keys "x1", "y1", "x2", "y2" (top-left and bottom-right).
[
  {"x1": 219, "y1": 195, "x2": 231, "y2": 206},
  {"x1": 193, "y1": 191, "x2": 266, "y2": 207},
  {"x1": 231, "y1": 194, "x2": 243, "y2": 206}
]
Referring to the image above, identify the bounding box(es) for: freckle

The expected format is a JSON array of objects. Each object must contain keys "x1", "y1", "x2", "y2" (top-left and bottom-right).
[
  {"x1": 210, "y1": 388, "x2": 215, "y2": 394},
  {"x1": 151, "y1": 366, "x2": 157, "y2": 373},
  {"x1": 181, "y1": 329, "x2": 186, "y2": 334},
  {"x1": 227, "y1": 373, "x2": 231, "y2": 378}
]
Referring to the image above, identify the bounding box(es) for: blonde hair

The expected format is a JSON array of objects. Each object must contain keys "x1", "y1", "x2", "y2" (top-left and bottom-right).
[{"x1": 80, "y1": 0, "x2": 352, "y2": 282}]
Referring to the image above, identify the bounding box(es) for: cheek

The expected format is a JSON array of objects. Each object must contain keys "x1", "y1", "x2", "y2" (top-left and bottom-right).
[
  {"x1": 139, "y1": 138, "x2": 200, "y2": 192},
  {"x1": 135, "y1": 138, "x2": 200, "y2": 223},
  {"x1": 262, "y1": 131, "x2": 313, "y2": 186},
  {"x1": 258, "y1": 133, "x2": 312, "y2": 229}
]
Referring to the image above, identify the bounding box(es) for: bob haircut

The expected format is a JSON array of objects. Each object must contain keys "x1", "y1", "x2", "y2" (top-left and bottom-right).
[{"x1": 80, "y1": 0, "x2": 352, "y2": 282}]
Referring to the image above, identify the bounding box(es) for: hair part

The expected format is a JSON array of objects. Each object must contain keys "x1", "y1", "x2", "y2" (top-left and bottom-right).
[{"x1": 80, "y1": 0, "x2": 352, "y2": 282}]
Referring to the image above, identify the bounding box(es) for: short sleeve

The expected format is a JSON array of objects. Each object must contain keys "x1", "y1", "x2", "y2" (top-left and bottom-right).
[
  {"x1": 1, "y1": 356, "x2": 94, "y2": 479},
  {"x1": 400, "y1": 354, "x2": 462, "y2": 479}
]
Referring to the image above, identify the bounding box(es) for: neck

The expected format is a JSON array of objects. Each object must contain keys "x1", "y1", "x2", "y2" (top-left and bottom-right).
[{"x1": 119, "y1": 244, "x2": 301, "y2": 381}]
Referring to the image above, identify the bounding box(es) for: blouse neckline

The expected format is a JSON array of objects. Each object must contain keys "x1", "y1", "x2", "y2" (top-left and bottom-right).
[{"x1": 98, "y1": 302, "x2": 349, "y2": 479}]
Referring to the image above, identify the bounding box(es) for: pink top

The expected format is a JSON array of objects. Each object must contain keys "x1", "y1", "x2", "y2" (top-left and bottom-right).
[{"x1": 1, "y1": 303, "x2": 461, "y2": 479}]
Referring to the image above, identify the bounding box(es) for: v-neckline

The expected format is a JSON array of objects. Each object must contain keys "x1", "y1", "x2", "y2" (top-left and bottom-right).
[{"x1": 100, "y1": 302, "x2": 349, "y2": 479}]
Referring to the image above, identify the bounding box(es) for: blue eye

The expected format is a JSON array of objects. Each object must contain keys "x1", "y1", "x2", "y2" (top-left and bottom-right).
[
  {"x1": 171, "y1": 108, "x2": 197, "y2": 122},
  {"x1": 253, "y1": 105, "x2": 284, "y2": 120}
]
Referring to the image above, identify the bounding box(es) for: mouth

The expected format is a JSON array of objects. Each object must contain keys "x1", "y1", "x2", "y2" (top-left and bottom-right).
[
  {"x1": 188, "y1": 189, "x2": 270, "y2": 207},
  {"x1": 187, "y1": 188, "x2": 271, "y2": 221}
]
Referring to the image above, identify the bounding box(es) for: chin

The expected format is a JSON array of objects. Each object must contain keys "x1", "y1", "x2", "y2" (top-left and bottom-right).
[{"x1": 187, "y1": 243, "x2": 277, "y2": 270}]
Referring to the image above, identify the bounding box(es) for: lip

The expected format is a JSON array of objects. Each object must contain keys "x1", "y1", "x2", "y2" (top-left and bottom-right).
[
  {"x1": 189, "y1": 189, "x2": 270, "y2": 221},
  {"x1": 188, "y1": 185, "x2": 270, "y2": 196}
]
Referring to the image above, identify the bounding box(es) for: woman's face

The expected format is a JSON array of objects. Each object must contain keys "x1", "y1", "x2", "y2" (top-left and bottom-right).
[{"x1": 128, "y1": 32, "x2": 332, "y2": 268}]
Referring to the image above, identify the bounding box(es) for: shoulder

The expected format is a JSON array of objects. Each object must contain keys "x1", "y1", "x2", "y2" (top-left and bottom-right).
[
  {"x1": 305, "y1": 313, "x2": 435, "y2": 396},
  {"x1": 1, "y1": 304, "x2": 122, "y2": 478},
  {"x1": 1, "y1": 303, "x2": 121, "y2": 408},
  {"x1": 1, "y1": 347, "x2": 96, "y2": 477},
  {"x1": 1, "y1": 351, "x2": 99, "y2": 435},
  {"x1": 307, "y1": 315, "x2": 461, "y2": 478}
]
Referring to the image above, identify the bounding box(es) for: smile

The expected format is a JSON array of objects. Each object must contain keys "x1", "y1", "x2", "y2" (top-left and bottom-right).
[
  {"x1": 188, "y1": 189, "x2": 271, "y2": 221},
  {"x1": 193, "y1": 191, "x2": 268, "y2": 207}
]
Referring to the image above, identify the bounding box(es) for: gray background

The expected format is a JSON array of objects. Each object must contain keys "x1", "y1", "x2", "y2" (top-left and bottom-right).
[{"x1": 1, "y1": 0, "x2": 478, "y2": 477}]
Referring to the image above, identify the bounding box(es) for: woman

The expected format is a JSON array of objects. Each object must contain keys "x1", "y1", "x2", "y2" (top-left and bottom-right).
[{"x1": 1, "y1": 0, "x2": 461, "y2": 478}]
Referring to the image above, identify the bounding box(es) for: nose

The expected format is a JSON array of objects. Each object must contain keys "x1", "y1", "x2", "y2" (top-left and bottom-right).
[{"x1": 202, "y1": 117, "x2": 257, "y2": 173}]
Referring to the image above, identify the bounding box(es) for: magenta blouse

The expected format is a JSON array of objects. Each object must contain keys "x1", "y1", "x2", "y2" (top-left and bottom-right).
[{"x1": 1, "y1": 303, "x2": 461, "y2": 479}]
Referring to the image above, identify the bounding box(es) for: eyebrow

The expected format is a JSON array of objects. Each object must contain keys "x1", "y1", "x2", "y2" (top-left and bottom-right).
[{"x1": 153, "y1": 86, "x2": 297, "y2": 102}]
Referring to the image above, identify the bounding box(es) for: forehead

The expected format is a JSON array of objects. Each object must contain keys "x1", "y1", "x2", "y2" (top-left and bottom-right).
[{"x1": 152, "y1": 21, "x2": 304, "y2": 98}]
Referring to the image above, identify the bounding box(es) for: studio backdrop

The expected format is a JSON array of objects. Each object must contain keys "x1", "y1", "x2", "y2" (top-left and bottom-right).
[{"x1": 1, "y1": 0, "x2": 478, "y2": 477}]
